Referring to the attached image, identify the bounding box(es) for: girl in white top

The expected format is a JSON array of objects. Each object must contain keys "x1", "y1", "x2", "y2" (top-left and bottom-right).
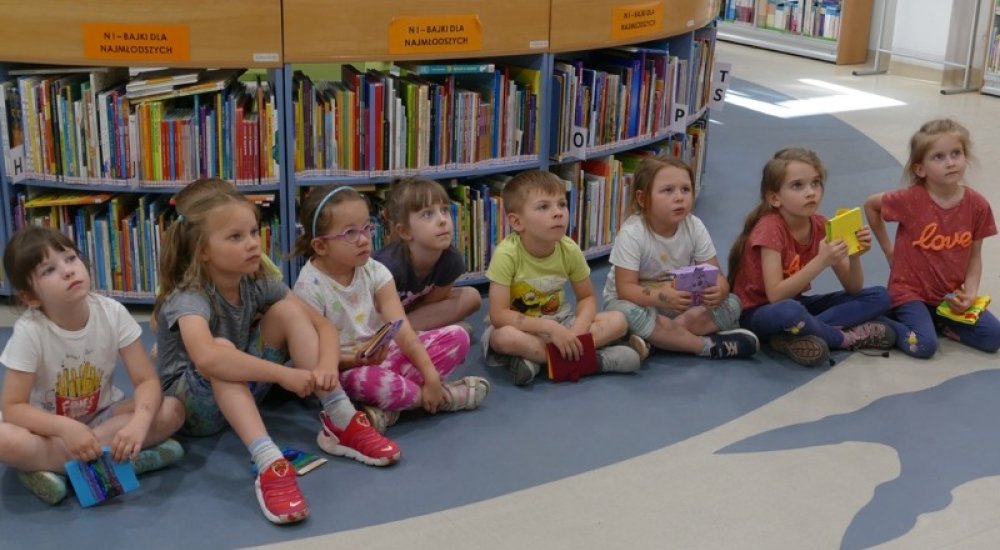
[
  {"x1": 0, "y1": 225, "x2": 184, "y2": 505},
  {"x1": 603, "y1": 154, "x2": 760, "y2": 360}
]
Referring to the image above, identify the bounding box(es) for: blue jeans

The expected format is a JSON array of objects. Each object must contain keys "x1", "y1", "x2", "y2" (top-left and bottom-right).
[
  {"x1": 879, "y1": 300, "x2": 1000, "y2": 359},
  {"x1": 740, "y1": 286, "x2": 891, "y2": 349}
]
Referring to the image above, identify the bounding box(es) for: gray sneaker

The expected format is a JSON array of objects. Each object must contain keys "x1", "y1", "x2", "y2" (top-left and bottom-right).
[
  {"x1": 844, "y1": 321, "x2": 896, "y2": 350},
  {"x1": 509, "y1": 357, "x2": 541, "y2": 386},
  {"x1": 596, "y1": 345, "x2": 641, "y2": 374},
  {"x1": 17, "y1": 470, "x2": 67, "y2": 505},
  {"x1": 769, "y1": 334, "x2": 831, "y2": 367}
]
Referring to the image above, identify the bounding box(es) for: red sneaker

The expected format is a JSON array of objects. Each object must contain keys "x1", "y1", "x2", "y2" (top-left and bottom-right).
[
  {"x1": 254, "y1": 458, "x2": 309, "y2": 524},
  {"x1": 317, "y1": 411, "x2": 401, "y2": 466}
]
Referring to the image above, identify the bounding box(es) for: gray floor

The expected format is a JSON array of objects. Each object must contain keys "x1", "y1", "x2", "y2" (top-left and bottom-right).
[{"x1": 3, "y1": 42, "x2": 1000, "y2": 549}]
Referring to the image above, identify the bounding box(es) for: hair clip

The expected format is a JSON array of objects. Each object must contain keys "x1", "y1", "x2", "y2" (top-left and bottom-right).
[{"x1": 176, "y1": 214, "x2": 186, "y2": 223}]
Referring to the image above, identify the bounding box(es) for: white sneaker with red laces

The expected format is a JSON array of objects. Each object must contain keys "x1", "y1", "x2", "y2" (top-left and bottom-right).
[{"x1": 254, "y1": 458, "x2": 309, "y2": 524}]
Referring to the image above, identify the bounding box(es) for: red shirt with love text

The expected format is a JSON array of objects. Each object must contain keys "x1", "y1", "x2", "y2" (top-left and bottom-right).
[{"x1": 881, "y1": 185, "x2": 996, "y2": 307}]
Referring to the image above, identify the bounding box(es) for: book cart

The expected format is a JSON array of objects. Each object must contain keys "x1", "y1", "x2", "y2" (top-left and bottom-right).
[
  {"x1": 0, "y1": 0, "x2": 722, "y2": 298},
  {"x1": 717, "y1": 0, "x2": 873, "y2": 64}
]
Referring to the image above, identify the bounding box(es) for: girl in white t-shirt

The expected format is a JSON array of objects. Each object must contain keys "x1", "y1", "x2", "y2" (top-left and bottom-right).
[
  {"x1": 603, "y1": 154, "x2": 760, "y2": 360},
  {"x1": 292, "y1": 185, "x2": 488, "y2": 434},
  {"x1": 0, "y1": 226, "x2": 184, "y2": 505}
]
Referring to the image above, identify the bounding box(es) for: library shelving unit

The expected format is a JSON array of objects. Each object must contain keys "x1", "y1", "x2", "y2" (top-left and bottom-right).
[
  {"x1": 983, "y1": 0, "x2": 1000, "y2": 96},
  {"x1": 281, "y1": 0, "x2": 721, "y2": 284},
  {"x1": 0, "y1": 0, "x2": 288, "y2": 302},
  {"x1": 717, "y1": 0, "x2": 873, "y2": 64},
  {"x1": 0, "y1": 0, "x2": 722, "y2": 293}
]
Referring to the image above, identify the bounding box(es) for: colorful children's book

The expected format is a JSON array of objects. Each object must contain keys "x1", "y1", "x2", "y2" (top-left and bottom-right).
[
  {"x1": 546, "y1": 333, "x2": 599, "y2": 382},
  {"x1": 251, "y1": 447, "x2": 328, "y2": 476},
  {"x1": 825, "y1": 207, "x2": 864, "y2": 255},
  {"x1": 670, "y1": 264, "x2": 719, "y2": 306},
  {"x1": 936, "y1": 294, "x2": 991, "y2": 325},
  {"x1": 65, "y1": 448, "x2": 140, "y2": 507},
  {"x1": 358, "y1": 319, "x2": 403, "y2": 360}
]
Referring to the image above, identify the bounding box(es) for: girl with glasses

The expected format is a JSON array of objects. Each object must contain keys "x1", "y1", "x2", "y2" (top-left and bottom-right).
[{"x1": 292, "y1": 185, "x2": 489, "y2": 436}]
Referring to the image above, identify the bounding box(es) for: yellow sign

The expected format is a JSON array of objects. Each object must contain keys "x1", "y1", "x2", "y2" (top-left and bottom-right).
[
  {"x1": 82, "y1": 23, "x2": 191, "y2": 62},
  {"x1": 611, "y1": 1, "x2": 664, "y2": 40},
  {"x1": 388, "y1": 15, "x2": 483, "y2": 55}
]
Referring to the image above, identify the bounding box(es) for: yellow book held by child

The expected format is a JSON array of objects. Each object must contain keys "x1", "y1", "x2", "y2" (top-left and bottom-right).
[
  {"x1": 825, "y1": 207, "x2": 864, "y2": 256},
  {"x1": 936, "y1": 294, "x2": 991, "y2": 325}
]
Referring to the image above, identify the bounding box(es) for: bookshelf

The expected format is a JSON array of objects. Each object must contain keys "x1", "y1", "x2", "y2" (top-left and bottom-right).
[
  {"x1": 0, "y1": 0, "x2": 288, "y2": 301},
  {"x1": 0, "y1": 0, "x2": 722, "y2": 296},
  {"x1": 280, "y1": 0, "x2": 720, "y2": 285},
  {"x1": 717, "y1": 0, "x2": 874, "y2": 65},
  {"x1": 983, "y1": 0, "x2": 1000, "y2": 96}
]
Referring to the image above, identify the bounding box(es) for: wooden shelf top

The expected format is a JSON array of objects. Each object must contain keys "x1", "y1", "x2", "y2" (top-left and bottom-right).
[
  {"x1": 283, "y1": 0, "x2": 551, "y2": 62},
  {"x1": 550, "y1": 0, "x2": 721, "y2": 52},
  {"x1": 0, "y1": 0, "x2": 282, "y2": 68}
]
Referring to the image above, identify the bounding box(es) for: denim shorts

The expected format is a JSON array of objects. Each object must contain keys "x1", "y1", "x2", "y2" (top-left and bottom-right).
[{"x1": 164, "y1": 325, "x2": 289, "y2": 437}]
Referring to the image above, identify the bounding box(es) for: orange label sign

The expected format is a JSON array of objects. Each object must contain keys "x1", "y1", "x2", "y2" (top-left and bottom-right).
[
  {"x1": 611, "y1": 1, "x2": 664, "y2": 40},
  {"x1": 388, "y1": 15, "x2": 483, "y2": 55},
  {"x1": 82, "y1": 23, "x2": 191, "y2": 62}
]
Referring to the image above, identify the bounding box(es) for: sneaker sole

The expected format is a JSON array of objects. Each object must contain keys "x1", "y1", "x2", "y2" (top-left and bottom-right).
[
  {"x1": 772, "y1": 335, "x2": 830, "y2": 367},
  {"x1": 316, "y1": 432, "x2": 400, "y2": 467},
  {"x1": 254, "y1": 477, "x2": 309, "y2": 524}
]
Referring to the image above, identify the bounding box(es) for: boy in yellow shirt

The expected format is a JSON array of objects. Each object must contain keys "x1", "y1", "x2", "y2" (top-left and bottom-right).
[{"x1": 483, "y1": 170, "x2": 644, "y2": 385}]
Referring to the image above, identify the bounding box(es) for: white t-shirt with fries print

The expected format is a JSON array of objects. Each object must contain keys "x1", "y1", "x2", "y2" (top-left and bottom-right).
[{"x1": 0, "y1": 294, "x2": 141, "y2": 424}]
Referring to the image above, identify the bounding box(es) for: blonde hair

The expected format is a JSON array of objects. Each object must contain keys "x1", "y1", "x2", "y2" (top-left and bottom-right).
[
  {"x1": 153, "y1": 178, "x2": 264, "y2": 317},
  {"x1": 502, "y1": 169, "x2": 565, "y2": 216},
  {"x1": 628, "y1": 154, "x2": 696, "y2": 226},
  {"x1": 290, "y1": 185, "x2": 367, "y2": 259},
  {"x1": 904, "y1": 118, "x2": 973, "y2": 186},
  {"x1": 383, "y1": 177, "x2": 451, "y2": 240},
  {"x1": 727, "y1": 147, "x2": 826, "y2": 286}
]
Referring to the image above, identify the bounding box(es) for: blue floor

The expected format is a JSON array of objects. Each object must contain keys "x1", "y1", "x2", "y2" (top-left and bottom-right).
[{"x1": 0, "y1": 79, "x2": 904, "y2": 549}]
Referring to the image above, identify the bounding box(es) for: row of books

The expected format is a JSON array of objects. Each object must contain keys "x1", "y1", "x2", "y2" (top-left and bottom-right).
[
  {"x1": 291, "y1": 61, "x2": 540, "y2": 177},
  {"x1": 13, "y1": 192, "x2": 282, "y2": 297},
  {"x1": 722, "y1": 0, "x2": 844, "y2": 40},
  {"x1": 550, "y1": 47, "x2": 684, "y2": 161},
  {"x1": 9, "y1": 124, "x2": 705, "y2": 294},
  {"x1": 0, "y1": 67, "x2": 280, "y2": 186},
  {"x1": 987, "y1": 24, "x2": 1000, "y2": 79}
]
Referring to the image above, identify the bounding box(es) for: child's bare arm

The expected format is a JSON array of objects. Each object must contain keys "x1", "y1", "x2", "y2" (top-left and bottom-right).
[
  {"x1": 1, "y1": 369, "x2": 101, "y2": 461},
  {"x1": 761, "y1": 246, "x2": 833, "y2": 303},
  {"x1": 177, "y1": 315, "x2": 298, "y2": 387},
  {"x1": 864, "y1": 192, "x2": 893, "y2": 263},
  {"x1": 569, "y1": 277, "x2": 597, "y2": 334},
  {"x1": 114, "y1": 339, "x2": 163, "y2": 460}
]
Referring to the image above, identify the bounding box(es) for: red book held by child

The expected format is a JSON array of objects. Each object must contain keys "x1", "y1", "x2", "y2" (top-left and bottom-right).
[{"x1": 546, "y1": 333, "x2": 599, "y2": 382}]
